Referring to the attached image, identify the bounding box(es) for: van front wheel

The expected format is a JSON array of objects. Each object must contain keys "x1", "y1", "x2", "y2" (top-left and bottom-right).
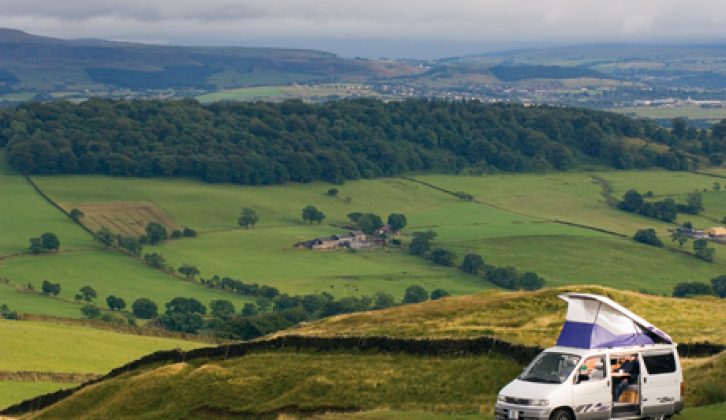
[{"x1": 550, "y1": 408, "x2": 574, "y2": 420}]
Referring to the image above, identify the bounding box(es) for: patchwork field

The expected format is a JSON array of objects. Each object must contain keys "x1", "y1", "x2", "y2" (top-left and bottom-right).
[{"x1": 66, "y1": 201, "x2": 182, "y2": 237}]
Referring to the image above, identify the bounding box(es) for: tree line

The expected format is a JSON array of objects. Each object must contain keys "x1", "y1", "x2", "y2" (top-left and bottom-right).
[{"x1": 0, "y1": 98, "x2": 702, "y2": 185}]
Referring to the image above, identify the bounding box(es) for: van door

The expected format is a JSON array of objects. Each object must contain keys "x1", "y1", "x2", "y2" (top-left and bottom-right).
[
  {"x1": 572, "y1": 355, "x2": 611, "y2": 419},
  {"x1": 640, "y1": 350, "x2": 679, "y2": 417}
]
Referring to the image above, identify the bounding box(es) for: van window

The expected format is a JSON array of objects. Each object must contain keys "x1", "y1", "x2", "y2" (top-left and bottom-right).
[
  {"x1": 519, "y1": 352, "x2": 581, "y2": 384},
  {"x1": 578, "y1": 355, "x2": 606, "y2": 381},
  {"x1": 642, "y1": 352, "x2": 676, "y2": 374}
]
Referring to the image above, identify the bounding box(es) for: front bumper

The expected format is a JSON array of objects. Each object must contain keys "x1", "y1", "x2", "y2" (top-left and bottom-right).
[{"x1": 494, "y1": 402, "x2": 552, "y2": 420}]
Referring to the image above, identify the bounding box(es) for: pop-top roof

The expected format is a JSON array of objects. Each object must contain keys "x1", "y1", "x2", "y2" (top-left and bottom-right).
[{"x1": 556, "y1": 293, "x2": 673, "y2": 349}]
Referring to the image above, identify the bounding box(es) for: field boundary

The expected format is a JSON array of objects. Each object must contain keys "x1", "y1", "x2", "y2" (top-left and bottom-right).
[
  {"x1": 2, "y1": 335, "x2": 723, "y2": 416},
  {"x1": 23, "y1": 176, "x2": 94, "y2": 237},
  {"x1": 0, "y1": 370, "x2": 97, "y2": 383}
]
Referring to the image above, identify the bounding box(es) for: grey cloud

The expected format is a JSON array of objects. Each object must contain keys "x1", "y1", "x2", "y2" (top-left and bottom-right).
[{"x1": 1, "y1": 0, "x2": 726, "y2": 58}]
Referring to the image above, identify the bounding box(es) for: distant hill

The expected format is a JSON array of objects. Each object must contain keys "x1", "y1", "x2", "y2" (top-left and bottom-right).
[{"x1": 0, "y1": 28, "x2": 416, "y2": 91}]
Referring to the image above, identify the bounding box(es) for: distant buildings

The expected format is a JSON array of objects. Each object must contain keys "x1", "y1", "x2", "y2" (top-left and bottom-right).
[{"x1": 295, "y1": 231, "x2": 379, "y2": 251}]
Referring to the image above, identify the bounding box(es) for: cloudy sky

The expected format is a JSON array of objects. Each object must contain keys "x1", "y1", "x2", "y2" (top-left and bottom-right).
[{"x1": 2, "y1": 0, "x2": 726, "y2": 58}]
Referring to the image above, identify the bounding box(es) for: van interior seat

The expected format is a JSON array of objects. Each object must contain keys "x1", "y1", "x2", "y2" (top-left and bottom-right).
[{"x1": 618, "y1": 385, "x2": 639, "y2": 404}]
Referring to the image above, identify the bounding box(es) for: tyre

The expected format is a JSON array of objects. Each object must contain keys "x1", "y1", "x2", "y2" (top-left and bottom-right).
[{"x1": 550, "y1": 408, "x2": 574, "y2": 420}]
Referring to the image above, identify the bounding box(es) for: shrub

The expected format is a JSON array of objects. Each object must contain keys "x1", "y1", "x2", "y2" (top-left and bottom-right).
[
  {"x1": 132, "y1": 298, "x2": 158, "y2": 319},
  {"x1": 182, "y1": 227, "x2": 197, "y2": 237},
  {"x1": 430, "y1": 289, "x2": 450, "y2": 300},
  {"x1": 633, "y1": 229, "x2": 663, "y2": 247},
  {"x1": 519, "y1": 272, "x2": 546, "y2": 290},
  {"x1": 327, "y1": 188, "x2": 338, "y2": 196},
  {"x1": 429, "y1": 248, "x2": 456, "y2": 266},
  {"x1": 460, "y1": 253, "x2": 485, "y2": 275},
  {"x1": 711, "y1": 275, "x2": 726, "y2": 298},
  {"x1": 672, "y1": 282, "x2": 713, "y2": 298},
  {"x1": 403, "y1": 285, "x2": 429, "y2": 304},
  {"x1": 80, "y1": 305, "x2": 101, "y2": 319}
]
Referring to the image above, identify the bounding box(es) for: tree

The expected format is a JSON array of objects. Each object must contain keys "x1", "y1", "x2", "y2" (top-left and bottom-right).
[
  {"x1": 210, "y1": 300, "x2": 236, "y2": 319},
  {"x1": 238, "y1": 207, "x2": 259, "y2": 229},
  {"x1": 710, "y1": 275, "x2": 726, "y2": 298},
  {"x1": 387, "y1": 213, "x2": 407, "y2": 232},
  {"x1": 40, "y1": 232, "x2": 60, "y2": 251},
  {"x1": 144, "y1": 252, "x2": 166, "y2": 269},
  {"x1": 430, "y1": 289, "x2": 450, "y2": 300},
  {"x1": 78, "y1": 286, "x2": 97, "y2": 302},
  {"x1": 671, "y1": 118, "x2": 687, "y2": 139},
  {"x1": 144, "y1": 221, "x2": 168, "y2": 245},
  {"x1": 693, "y1": 239, "x2": 715, "y2": 262},
  {"x1": 69, "y1": 208, "x2": 84, "y2": 222},
  {"x1": 518, "y1": 272, "x2": 545, "y2": 290},
  {"x1": 429, "y1": 248, "x2": 456, "y2": 266},
  {"x1": 178, "y1": 264, "x2": 200, "y2": 280},
  {"x1": 132, "y1": 298, "x2": 158, "y2": 319},
  {"x1": 357, "y1": 213, "x2": 384, "y2": 235},
  {"x1": 672, "y1": 282, "x2": 713, "y2": 297},
  {"x1": 95, "y1": 227, "x2": 115, "y2": 248},
  {"x1": 159, "y1": 297, "x2": 207, "y2": 333},
  {"x1": 684, "y1": 192, "x2": 704, "y2": 214},
  {"x1": 182, "y1": 227, "x2": 197, "y2": 237},
  {"x1": 618, "y1": 190, "x2": 644, "y2": 212},
  {"x1": 106, "y1": 295, "x2": 126, "y2": 311},
  {"x1": 28, "y1": 237, "x2": 42, "y2": 254},
  {"x1": 80, "y1": 305, "x2": 101, "y2": 319},
  {"x1": 241, "y1": 302, "x2": 258, "y2": 316},
  {"x1": 410, "y1": 230, "x2": 436, "y2": 256},
  {"x1": 671, "y1": 228, "x2": 689, "y2": 247},
  {"x1": 372, "y1": 291, "x2": 396, "y2": 309},
  {"x1": 460, "y1": 253, "x2": 485, "y2": 275},
  {"x1": 302, "y1": 205, "x2": 325, "y2": 224},
  {"x1": 403, "y1": 285, "x2": 428, "y2": 304},
  {"x1": 41, "y1": 280, "x2": 61, "y2": 296},
  {"x1": 487, "y1": 267, "x2": 519, "y2": 289},
  {"x1": 327, "y1": 188, "x2": 338, "y2": 196},
  {"x1": 633, "y1": 229, "x2": 663, "y2": 247},
  {"x1": 255, "y1": 297, "x2": 272, "y2": 312}
]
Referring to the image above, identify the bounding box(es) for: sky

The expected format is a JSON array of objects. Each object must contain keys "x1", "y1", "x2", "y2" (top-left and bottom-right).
[{"x1": 2, "y1": 0, "x2": 726, "y2": 59}]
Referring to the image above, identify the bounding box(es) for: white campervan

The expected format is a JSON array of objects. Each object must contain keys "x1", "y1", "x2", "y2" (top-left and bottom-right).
[{"x1": 495, "y1": 293, "x2": 683, "y2": 420}]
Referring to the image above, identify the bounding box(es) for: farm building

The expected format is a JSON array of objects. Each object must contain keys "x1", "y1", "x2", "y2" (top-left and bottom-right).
[
  {"x1": 295, "y1": 231, "x2": 376, "y2": 250},
  {"x1": 705, "y1": 227, "x2": 726, "y2": 237}
]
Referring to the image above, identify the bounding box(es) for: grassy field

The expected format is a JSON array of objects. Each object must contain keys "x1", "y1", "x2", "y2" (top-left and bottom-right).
[
  {"x1": 31, "y1": 170, "x2": 726, "y2": 297},
  {"x1": 0, "y1": 282, "x2": 83, "y2": 318},
  {"x1": 612, "y1": 106, "x2": 726, "y2": 121},
  {"x1": 0, "y1": 319, "x2": 205, "y2": 373},
  {"x1": 0, "y1": 382, "x2": 76, "y2": 410},
  {"x1": 70, "y1": 201, "x2": 182, "y2": 237},
  {"x1": 27, "y1": 351, "x2": 520, "y2": 419},
  {"x1": 0, "y1": 251, "x2": 256, "y2": 313},
  {"x1": 279, "y1": 286, "x2": 726, "y2": 347}
]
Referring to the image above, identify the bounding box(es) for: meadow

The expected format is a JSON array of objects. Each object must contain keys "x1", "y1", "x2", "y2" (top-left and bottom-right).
[
  {"x1": 0, "y1": 382, "x2": 76, "y2": 410},
  {"x1": 0, "y1": 319, "x2": 205, "y2": 373}
]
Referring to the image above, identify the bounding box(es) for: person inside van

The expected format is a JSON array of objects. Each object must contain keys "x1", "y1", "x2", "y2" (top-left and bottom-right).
[{"x1": 613, "y1": 355, "x2": 640, "y2": 401}]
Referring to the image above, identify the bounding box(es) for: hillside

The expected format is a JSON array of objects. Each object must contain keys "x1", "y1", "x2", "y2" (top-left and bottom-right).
[
  {"x1": 279, "y1": 286, "x2": 726, "y2": 347},
  {"x1": 0, "y1": 28, "x2": 416, "y2": 93},
  {"x1": 9, "y1": 288, "x2": 726, "y2": 419}
]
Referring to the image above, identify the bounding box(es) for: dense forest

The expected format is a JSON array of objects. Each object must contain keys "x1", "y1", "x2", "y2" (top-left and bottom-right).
[{"x1": 0, "y1": 98, "x2": 710, "y2": 185}]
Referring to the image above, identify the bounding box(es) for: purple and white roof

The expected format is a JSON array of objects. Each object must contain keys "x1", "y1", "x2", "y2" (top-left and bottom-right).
[{"x1": 556, "y1": 293, "x2": 673, "y2": 349}]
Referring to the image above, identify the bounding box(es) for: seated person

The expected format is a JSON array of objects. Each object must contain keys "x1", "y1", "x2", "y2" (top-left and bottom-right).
[{"x1": 613, "y1": 355, "x2": 640, "y2": 401}]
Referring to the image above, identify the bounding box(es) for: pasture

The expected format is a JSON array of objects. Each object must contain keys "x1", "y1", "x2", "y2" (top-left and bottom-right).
[
  {"x1": 0, "y1": 382, "x2": 76, "y2": 410},
  {"x1": 0, "y1": 319, "x2": 204, "y2": 373},
  {"x1": 66, "y1": 201, "x2": 181, "y2": 237},
  {"x1": 0, "y1": 251, "x2": 256, "y2": 313},
  {"x1": 32, "y1": 170, "x2": 726, "y2": 297}
]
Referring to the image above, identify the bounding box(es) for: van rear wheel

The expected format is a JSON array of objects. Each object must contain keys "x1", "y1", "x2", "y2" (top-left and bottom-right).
[{"x1": 550, "y1": 408, "x2": 574, "y2": 420}]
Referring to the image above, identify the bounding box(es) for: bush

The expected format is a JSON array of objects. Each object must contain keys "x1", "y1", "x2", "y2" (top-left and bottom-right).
[
  {"x1": 403, "y1": 285, "x2": 429, "y2": 304},
  {"x1": 327, "y1": 188, "x2": 338, "y2": 196},
  {"x1": 487, "y1": 266, "x2": 519, "y2": 289},
  {"x1": 429, "y1": 248, "x2": 456, "y2": 266},
  {"x1": 518, "y1": 272, "x2": 546, "y2": 290},
  {"x1": 460, "y1": 253, "x2": 485, "y2": 275},
  {"x1": 182, "y1": 227, "x2": 197, "y2": 237},
  {"x1": 633, "y1": 229, "x2": 663, "y2": 247},
  {"x1": 80, "y1": 305, "x2": 101, "y2": 319},
  {"x1": 672, "y1": 282, "x2": 713, "y2": 298},
  {"x1": 711, "y1": 275, "x2": 726, "y2": 298},
  {"x1": 694, "y1": 239, "x2": 715, "y2": 262},
  {"x1": 132, "y1": 298, "x2": 158, "y2": 319},
  {"x1": 430, "y1": 289, "x2": 450, "y2": 300}
]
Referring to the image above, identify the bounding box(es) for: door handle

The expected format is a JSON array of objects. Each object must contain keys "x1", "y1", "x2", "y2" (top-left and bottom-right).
[{"x1": 643, "y1": 377, "x2": 648, "y2": 384}]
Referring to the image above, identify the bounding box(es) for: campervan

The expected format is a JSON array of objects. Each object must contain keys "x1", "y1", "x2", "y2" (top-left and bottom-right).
[{"x1": 495, "y1": 293, "x2": 683, "y2": 420}]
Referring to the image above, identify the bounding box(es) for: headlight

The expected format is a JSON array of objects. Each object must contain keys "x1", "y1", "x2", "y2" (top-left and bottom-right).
[
  {"x1": 530, "y1": 399, "x2": 549, "y2": 406},
  {"x1": 497, "y1": 394, "x2": 506, "y2": 402}
]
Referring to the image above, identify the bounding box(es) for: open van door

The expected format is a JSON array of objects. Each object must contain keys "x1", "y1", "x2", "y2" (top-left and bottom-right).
[
  {"x1": 640, "y1": 349, "x2": 681, "y2": 417},
  {"x1": 572, "y1": 354, "x2": 612, "y2": 419}
]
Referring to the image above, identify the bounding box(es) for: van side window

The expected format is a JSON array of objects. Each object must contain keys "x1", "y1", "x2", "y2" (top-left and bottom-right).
[
  {"x1": 579, "y1": 355, "x2": 606, "y2": 381},
  {"x1": 643, "y1": 352, "x2": 676, "y2": 374}
]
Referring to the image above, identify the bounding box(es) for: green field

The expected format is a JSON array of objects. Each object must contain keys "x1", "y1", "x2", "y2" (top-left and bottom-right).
[
  {"x1": 0, "y1": 319, "x2": 204, "y2": 373},
  {"x1": 0, "y1": 251, "x2": 256, "y2": 313},
  {"x1": 31, "y1": 169, "x2": 726, "y2": 297},
  {"x1": 612, "y1": 106, "x2": 726, "y2": 121},
  {"x1": 0, "y1": 382, "x2": 76, "y2": 410}
]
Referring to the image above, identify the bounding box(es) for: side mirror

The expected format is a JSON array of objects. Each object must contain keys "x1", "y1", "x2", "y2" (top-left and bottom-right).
[{"x1": 577, "y1": 374, "x2": 590, "y2": 383}]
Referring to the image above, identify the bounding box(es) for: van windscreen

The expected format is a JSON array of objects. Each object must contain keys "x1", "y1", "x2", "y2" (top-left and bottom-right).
[
  {"x1": 519, "y1": 352, "x2": 581, "y2": 384},
  {"x1": 643, "y1": 352, "x2": 677, "y2": 374}
]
